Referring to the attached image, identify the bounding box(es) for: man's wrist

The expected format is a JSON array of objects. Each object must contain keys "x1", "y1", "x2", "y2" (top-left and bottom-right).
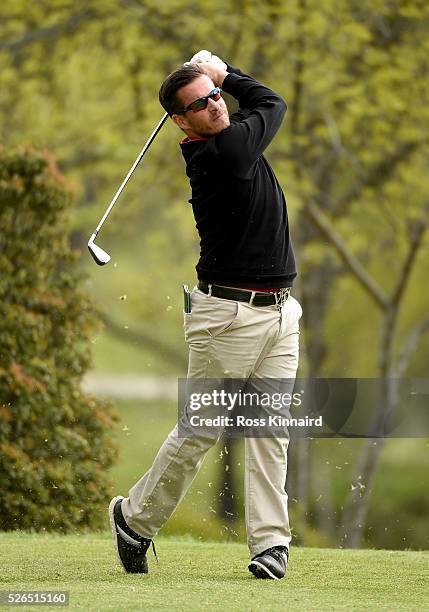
[
  {"x1": 214, "y1": 69, "x2": 228, "y2": 87},
  {"x1": 219, "y1": 71, "x2": 242, "y2": 94}
]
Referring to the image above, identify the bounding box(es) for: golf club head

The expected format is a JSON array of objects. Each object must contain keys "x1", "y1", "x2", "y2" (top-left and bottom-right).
[{"x1": 88, "y1": 233, "x2": 111, "y2": 265}]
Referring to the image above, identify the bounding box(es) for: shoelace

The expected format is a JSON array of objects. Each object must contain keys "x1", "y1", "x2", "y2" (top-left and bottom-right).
[
  {"x1": 138, "y1": 538, "x2": 158, "y2": 563},
  {"x1": 151, "y1": 540, "x2": 158, "y2": 562},
  {"x1": 265, "y1": 546, "x2": 288, "y2": 563}
]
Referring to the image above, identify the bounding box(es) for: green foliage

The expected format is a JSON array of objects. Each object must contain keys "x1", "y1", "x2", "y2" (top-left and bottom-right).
[{"x1": 0, "y1": 148, "x2": 118, "y2": 531}]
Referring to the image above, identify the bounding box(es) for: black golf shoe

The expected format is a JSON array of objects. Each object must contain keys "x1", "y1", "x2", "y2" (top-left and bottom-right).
[
  {"x1": 248, "y1": 545, "x2": 289, "y2": 580},
  {"x1": 108, "y1": 495, "x2": 156, "y2": 573}
]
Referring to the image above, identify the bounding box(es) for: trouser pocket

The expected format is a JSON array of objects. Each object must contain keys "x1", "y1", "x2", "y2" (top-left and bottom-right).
[{"x1": 183, "y1": 288, "x2": 241, "y2": 343}]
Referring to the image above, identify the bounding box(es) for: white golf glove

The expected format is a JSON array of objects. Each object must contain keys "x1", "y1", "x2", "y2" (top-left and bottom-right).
[
  {"x1": 189, "y1": 49, "x2": 212, "y2": 64},
  {"x1": 185, "y1": 50, "x2": 227, "y2": 70}
]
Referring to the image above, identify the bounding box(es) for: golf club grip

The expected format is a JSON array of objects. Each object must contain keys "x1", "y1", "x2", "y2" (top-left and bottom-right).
[{"x1": 94, "y1": 113, "x2": 169, "y2": 234}]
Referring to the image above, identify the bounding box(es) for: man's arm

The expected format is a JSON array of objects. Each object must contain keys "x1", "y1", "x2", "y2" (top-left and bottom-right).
[{"x1": 198, "y1": 62, "x2": 287, "y2": 178}]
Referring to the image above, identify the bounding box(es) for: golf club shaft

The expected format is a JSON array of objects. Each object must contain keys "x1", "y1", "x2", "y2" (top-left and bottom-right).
[{"x1": 93, "y1": 112, "x2": 169, "y2": 236}]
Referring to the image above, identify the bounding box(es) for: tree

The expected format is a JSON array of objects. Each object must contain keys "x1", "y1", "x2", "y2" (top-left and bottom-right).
[{"x1": 0, "y1": 147, "x2": 118, "y2": 531}]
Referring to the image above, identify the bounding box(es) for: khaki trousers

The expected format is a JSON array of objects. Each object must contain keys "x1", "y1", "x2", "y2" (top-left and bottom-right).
[{"x1": 121, "y1": 287, "x2": 302, "y2": 557}]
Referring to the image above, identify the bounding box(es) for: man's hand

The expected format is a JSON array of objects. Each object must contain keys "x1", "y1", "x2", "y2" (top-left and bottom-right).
[
  {"x1": 186, "y1": 50, "x2": 228, "y2": 87},
  {"x1": 196, "y1": 61, "x2": 228, "y2": 87},
  {"x1": 188, "y1": 50, "x2": 227, "y2": 71},
  {"x1": 188, "y1": 50, "x2": 212, "y2": 64}
]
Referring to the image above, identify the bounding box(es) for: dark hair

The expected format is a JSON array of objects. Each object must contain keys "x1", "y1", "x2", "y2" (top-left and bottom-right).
[{"x1": 159, "y1": 64, "x2": 205, "y2": 116}]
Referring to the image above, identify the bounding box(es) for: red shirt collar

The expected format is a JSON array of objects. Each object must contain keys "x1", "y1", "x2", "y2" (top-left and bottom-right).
[{"x1": 180, "y1": 136, "x2": 209, "y2": 144}]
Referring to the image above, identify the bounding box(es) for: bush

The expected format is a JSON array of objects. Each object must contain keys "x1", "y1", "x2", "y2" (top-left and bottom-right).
[{"x1": 0, "y1": 147, "x2": 118, "y2": 531}]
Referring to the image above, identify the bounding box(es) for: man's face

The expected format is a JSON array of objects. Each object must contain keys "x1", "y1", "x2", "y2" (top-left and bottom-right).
[{"x1": 172, "y1": 75, "x2": 230, "y2": 138}]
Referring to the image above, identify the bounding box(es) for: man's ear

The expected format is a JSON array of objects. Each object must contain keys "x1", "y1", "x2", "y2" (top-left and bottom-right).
[{"x1": 172, "y1": 113, "x2": 189, "y2": 132}]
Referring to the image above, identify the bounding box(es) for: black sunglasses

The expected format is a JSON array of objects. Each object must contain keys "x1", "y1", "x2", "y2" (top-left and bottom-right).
[{"x1": 175, "y1": 87, "x2": 222, "y2": 114}]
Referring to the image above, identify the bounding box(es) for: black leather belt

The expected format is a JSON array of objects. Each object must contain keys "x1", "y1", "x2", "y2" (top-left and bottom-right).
[{"x1": 198, "y1": 281, "x2": 291, "y2": 307}]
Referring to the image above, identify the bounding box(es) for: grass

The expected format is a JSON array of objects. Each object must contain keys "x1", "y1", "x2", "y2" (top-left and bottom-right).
[
  {"x1": 90, "y1": 330, "x2": 176, "y2": 375},
  {"x1": 0, "y1": 533, "x2": 428, "y2": 611}
]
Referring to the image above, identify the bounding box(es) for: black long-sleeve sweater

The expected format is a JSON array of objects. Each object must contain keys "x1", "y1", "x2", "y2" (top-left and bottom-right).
[{"x1": 180, "y1": 65, "x2": 296, "y2": 289}]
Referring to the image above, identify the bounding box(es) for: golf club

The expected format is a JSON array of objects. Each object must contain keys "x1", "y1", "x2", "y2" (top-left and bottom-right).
[{"x1": 88, "y1": 112, "x2": 169, "y2": 265}]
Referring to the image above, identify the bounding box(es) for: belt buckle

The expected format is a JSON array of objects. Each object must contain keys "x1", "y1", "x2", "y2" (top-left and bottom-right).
[{"x1": 275, "y1": 288, "x2": 290, "y2": 308}]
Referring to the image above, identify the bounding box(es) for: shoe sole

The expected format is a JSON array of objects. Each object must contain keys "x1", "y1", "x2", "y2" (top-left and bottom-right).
[
  {"x1": 108, "y1": 495, "x2": 126, "y2": 572},
  {"x1": 248, "y1": 560, "x2": 281, "y2": 580}
]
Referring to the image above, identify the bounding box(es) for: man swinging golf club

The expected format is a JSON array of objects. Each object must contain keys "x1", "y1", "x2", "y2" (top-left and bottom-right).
[{"x1": 109, "y1": 51, "x2": 302, "y2": 580}]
